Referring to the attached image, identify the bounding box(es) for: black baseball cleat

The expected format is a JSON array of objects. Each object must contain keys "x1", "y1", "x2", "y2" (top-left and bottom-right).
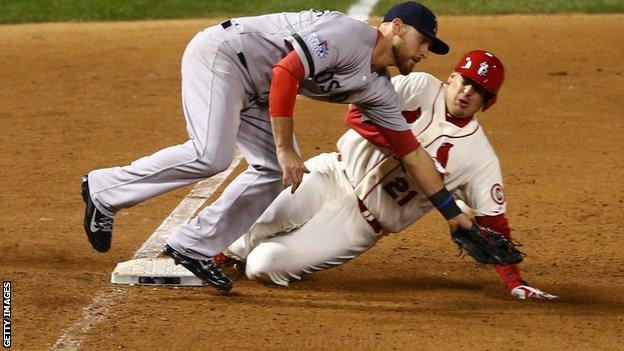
[
  {"x1": 163, "y1": 244, "x2": 233, "y2": 293},
  {"x1": 81, "y1": 176, "x2": 114, "y2": 253}
]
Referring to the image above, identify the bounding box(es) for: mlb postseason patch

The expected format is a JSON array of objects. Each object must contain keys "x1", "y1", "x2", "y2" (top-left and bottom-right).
[{"x1": 306, "y1": 32, "x2": 329, "y2": 58}]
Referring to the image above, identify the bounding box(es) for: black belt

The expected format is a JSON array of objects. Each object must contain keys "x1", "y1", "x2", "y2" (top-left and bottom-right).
[
  {"x1": 358, "y1": 199, "x2": 383, "y2": 234},
  {"x1": 221, "y1": 19, "x2": 233, "y2": 29},
  {"x1": 221, "y1": 19, "x2": 248, "y2": 71}
]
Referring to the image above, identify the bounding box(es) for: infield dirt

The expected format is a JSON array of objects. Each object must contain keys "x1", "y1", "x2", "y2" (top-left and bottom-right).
[{"x1": 1, "y1": 14, "x2": 623, "y2": 350}]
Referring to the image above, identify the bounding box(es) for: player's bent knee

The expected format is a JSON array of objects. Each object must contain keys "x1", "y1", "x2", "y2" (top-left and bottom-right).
[
  {"x1": 245, "y1": 242, "x2": 280, "y2": 277},
  {"x1": 245, "y1": 242, "x2": 292, "y2": 286},
  {"x1": 195, "y1": 154, "x2": 233, "y2": 175}
]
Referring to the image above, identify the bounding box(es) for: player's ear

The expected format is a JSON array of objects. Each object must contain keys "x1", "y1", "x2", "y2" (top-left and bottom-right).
[
  {"x1": 446, "y1": 72, "x2": 457, "y2": 84},
  {"x1": 391, "y1": 18, "x2": 403, "y2": 35}
]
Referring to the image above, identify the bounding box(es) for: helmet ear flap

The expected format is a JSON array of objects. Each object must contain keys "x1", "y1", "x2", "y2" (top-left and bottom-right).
[{"x1": 482, "y1": 95, "x2": 497, "y2": 111}]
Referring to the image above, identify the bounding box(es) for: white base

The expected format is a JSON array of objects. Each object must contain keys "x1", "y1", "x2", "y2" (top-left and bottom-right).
[{"x1": 111, "y1": 258, "x2": 204, "y2": 286}]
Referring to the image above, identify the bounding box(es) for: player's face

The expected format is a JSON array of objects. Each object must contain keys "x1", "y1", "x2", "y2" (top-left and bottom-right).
[
  {"x1": 445, "y1": 73, "x2": 487, "y2": 117},
  {"x1": 392, "y1": 26, "x2": 431, "y2": 75}
]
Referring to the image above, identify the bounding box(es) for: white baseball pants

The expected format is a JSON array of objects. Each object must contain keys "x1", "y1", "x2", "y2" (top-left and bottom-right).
[{"x1": 226, "y1": 152, "x2": 380, "y2": 285}]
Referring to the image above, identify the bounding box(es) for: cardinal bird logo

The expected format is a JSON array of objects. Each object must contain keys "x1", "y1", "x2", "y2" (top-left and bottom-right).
[{"x1": 435, "y1": 142, "x2": 454, "y2": 168}]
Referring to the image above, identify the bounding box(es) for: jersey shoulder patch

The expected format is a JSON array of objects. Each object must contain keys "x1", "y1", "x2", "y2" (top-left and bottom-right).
[
  {"x1": 490, "y1": 183, "x2": 505, "y2": 205},
  {"x1": 305, "y1": 32, "x2": 329, "y2": 58}
]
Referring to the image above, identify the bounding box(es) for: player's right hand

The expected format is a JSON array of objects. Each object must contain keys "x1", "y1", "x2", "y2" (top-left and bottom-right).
[
  {"x1": 447, "y1": 213, "x2": 474, "y2": 234},
  {"x1": 276, "y1": 147, "x2": 309, "y2": 193}
]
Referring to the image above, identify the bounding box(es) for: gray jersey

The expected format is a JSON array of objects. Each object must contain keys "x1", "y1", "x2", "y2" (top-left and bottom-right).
[{"x1": 231, "y1": 10, "x2": 407, "y2": 131}]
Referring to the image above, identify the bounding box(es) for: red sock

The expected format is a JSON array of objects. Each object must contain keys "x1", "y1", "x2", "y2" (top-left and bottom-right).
[
  {"x1": 494, "y1": 264, "x2": 525, "y2": 291},
  {"x1": 212, "y1": 252, "x2": 227, "y2": 266},
  {"x1": 475, "y1": 215, "x2": 525, "y2": 291}
]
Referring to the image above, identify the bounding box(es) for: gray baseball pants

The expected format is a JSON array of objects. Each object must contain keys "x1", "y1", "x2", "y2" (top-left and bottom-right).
[{"x1": 88, "y1": 25, "x2": 292, "y2": 258}]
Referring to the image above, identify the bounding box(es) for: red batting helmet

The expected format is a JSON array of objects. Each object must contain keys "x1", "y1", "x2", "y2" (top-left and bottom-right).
[{"x1": 454, "y1": 50, "x2": 504, "y2": 111}]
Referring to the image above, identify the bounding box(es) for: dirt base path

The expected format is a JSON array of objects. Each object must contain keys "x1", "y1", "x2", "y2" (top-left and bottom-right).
[{"x1": 1, "y1": 15, "x2": 622, "y2": 350}]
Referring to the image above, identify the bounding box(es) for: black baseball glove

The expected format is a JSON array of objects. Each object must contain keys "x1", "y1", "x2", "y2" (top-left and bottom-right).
[{"x1": 451, "y1": 224, "x2": 523, "y2": 265}]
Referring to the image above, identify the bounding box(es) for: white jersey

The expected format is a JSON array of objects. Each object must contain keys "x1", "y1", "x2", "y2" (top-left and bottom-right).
[{"x1": 338, "y1": 72, "x2": 506, "y2": 233}]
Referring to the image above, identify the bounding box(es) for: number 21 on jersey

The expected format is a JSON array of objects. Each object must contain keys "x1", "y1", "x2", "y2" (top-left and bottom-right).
[{"x1": 383, "y1": 175, "x2": 418, "y2": 206}]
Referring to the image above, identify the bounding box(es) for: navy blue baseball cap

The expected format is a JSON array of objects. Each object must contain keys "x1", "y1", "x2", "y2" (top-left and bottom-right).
[{"x1": 383, "y1": 1, "x2": 449, "y2": 55}]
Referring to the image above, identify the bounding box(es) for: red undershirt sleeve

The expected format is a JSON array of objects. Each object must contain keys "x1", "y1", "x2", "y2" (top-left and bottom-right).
[
  {"x1": 269, "y1": 51, "x2": 305, "y2": 118},
  {"x1": 476, "y1": 214, "x2": 524, "y2": 291},
  {"x1": 376, "y1": 125, "x2": 420, "y2": 157}
]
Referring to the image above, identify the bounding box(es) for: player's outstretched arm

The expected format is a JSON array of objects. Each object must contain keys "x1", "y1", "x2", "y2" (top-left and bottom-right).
[
  {"x1": 269, "y1": 51, "x2": 309, "y2": 193},
  {"x1": 401, "y1": 148, "x2": 473, "y2": 232},
  {"x1": 372, "y1": 123, "x2": 472, "y2": 231}
]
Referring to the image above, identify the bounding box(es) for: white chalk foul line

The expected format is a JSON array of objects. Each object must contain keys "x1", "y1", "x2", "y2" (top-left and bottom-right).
[{"x1": 51, "y1": 150, "x2": 243, "y2": 351}]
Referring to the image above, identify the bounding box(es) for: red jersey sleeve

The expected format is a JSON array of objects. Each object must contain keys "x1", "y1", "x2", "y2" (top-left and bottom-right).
[
  {"x1": 269, "y1": 51, "x2": 305, "y2": 118},
  {"x1": 345, "y1": 105, "x2": 420, "y2": 157},
  {"x1": 376, "y1": 126, "x2": 420, "y2": 157}
]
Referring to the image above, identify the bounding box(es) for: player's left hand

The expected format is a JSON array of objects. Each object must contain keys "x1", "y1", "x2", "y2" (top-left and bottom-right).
[
  {"x1": 511, "y1": 285, "x2": 559, "y2": 301},
  {"x1": 451, "y1": 224, "x2": 524, "y2": 265}
]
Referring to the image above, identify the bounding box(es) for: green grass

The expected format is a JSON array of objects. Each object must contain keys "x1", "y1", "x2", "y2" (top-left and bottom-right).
[
  {"x1": 2, "y1": 0, "x2": 623, "y2": 24},
  {"x1": 0, "y1": 0, "x2": 357, "y2": 24},
  {"x1": 373, "y1": 0, "x2": 624, "y2": 15}
]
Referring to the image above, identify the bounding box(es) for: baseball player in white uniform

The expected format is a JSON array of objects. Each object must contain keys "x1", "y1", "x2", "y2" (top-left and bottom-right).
[
  {"x1": 81, "y1": 2, "x2": 481, "y2": 293},
  {"x1": 220, "y1": 50, "x2": 558, "y2": 300}
]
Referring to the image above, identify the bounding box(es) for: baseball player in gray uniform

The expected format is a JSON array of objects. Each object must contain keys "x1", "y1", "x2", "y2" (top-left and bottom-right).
[
  {"x1": 81, "y1": 2, "x2": 477, "y2": 293},
  {"x1": 220, "y1": 50, "x2": 558, "y2": 300}
]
